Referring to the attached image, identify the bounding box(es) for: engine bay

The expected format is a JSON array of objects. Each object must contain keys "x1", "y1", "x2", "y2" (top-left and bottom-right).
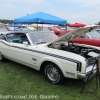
[
  {"x1": 48, "y1": 42, "x2": 100, "y2": 66},
  {"x1": 61, "y1": 43, "x2": 100, "y2": 66}
]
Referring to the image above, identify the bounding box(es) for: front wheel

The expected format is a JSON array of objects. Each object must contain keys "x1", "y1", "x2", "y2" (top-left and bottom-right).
[
  {"x1": 0, "y1": 52, "x2": 6, "y2": 62},
  {"x1": 44, "y1": 62, "x2": 64, "y2": 85}
]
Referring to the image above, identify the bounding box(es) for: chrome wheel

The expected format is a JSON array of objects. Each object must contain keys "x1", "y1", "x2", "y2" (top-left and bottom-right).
[
  {"x1": 46, "y1": 65, "x2": 60, "y2": 82},
  {"x1": 44, "y1": 62, "x2": 64, "y2": 84}
]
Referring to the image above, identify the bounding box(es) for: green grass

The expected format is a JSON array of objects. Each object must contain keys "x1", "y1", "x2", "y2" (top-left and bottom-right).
[{"x1": 0, "y1": 60, "x2": 100, "y2": 100}]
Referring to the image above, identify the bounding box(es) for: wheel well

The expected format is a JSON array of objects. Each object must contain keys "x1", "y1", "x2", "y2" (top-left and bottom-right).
[
  {"x1": 40, "y1": 61, "x2": 57, "y2": 73},
  {"x1": 40, "y1": 61, "x2": 64, "y2": 76}
]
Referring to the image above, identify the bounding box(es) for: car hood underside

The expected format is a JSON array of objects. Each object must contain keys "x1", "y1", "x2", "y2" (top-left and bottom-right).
[{"x1": 47, "y1": 26, "x2": 98, "y2": 46}]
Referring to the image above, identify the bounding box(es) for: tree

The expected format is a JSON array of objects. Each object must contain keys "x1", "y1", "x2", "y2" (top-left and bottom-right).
[
  {"x1": 97, "y1": 22, "x2": 100, "y2": 26},
  {"x1": 0, "y1": 19, "x2": 14, "y2": 24}
]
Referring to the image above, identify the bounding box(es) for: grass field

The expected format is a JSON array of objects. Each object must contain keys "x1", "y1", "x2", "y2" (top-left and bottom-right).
[{"x1": 0, "y1": 60, "x2": 100, "y2": 100}]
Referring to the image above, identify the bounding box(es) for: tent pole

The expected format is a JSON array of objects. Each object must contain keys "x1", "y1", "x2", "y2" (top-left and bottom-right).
[
  {"x1": 42, "y1": 24, "x2": 43, "y2": 30},
  {"x1": 37, "y1": 24, "x2": 38, "y2": 30},
  {"x1": 14, "y1": 23, "x2": 15, "y2": 31}
]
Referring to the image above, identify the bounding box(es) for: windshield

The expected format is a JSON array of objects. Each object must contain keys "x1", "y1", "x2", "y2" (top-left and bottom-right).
[
  {"x1": 28, "y1": 31, "x2": 58, "y2": 44},
  {"x1": 88, "y1": 30, "x2": 100, "y2": 38}
]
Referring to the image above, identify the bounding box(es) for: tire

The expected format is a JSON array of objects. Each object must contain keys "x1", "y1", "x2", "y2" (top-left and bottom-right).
[
  {"x1": 0, "y1": 52, "x2": 6, "y2": 62},
  {"x1": 44, "y1": 62, "x2": 64, "y2": 85}
]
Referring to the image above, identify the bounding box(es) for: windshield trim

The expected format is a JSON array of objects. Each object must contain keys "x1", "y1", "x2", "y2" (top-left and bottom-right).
[{"x1": 28, "y1": 31, "x2": 58, "y2": 45}]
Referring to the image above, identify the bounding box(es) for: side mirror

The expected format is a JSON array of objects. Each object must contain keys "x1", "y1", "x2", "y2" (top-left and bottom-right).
[{"x1": 23, "y1": 41, "x2": 28, "y2": 46}]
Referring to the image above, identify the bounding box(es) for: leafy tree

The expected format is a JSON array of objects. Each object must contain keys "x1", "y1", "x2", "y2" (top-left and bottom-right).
[
  {"x1": 97, "y1": 22, "x2": 100, "y2": 25},
  {"x1": 0, "y1": 19, "x2": 14, "y2": 24}
]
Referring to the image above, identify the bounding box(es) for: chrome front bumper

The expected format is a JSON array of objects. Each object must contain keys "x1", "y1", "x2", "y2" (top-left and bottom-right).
[{"x1": 78, "y1": 65, "x2": 97, "y2": 79}]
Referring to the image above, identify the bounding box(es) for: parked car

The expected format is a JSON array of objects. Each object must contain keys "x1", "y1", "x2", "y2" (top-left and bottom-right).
[
  {"x1": 27, "y1": 26, "x2": 36, "y2": 30},
  {"x1": 57, "y1": 28, "x2": 100, "y2": 47},
  {"x1": 72, "y1": 30, "x2": 100, "y2": 47},
  {"x1": 53, "y1": 26, "x2": 70, "y2": 36},
  {"x1": 0, "y1": 24, "x2": 10, "y2": 35},
  {"x1": 0, "y1": 27, "x2": 99, "y2": 84},
  {"x1": 8, "y1": 26, "x2": 31, "y2": 31}
]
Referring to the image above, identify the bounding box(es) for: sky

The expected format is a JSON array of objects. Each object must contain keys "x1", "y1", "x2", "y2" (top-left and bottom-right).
[{"x1": 0, "y1": 0, "x2": 100, "y2": 24}]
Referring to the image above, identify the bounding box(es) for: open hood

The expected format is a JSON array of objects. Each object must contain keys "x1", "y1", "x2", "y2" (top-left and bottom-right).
[{"x1": 47, "y1": 25, "x2": 98, "y2": 45}]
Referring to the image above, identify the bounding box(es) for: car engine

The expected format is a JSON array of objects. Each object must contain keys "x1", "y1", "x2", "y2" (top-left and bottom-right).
[{"x1": 60, "y1": 43, "x2": 100, "y2": 67}]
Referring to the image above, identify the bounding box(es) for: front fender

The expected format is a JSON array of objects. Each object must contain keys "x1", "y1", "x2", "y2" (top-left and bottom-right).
[{"x1": 38, "y1": 56, "x2": 63, "y2": 72}]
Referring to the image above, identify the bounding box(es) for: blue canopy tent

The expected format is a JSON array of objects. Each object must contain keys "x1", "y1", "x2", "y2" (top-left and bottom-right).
[{"x1": 14, "y1": 12, "x2": 67, "y2": 24}]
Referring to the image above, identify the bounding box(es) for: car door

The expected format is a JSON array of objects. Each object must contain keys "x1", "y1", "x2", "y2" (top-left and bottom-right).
[{"x1": 6, "y1": 32, "x2": 32, "y2": 66}]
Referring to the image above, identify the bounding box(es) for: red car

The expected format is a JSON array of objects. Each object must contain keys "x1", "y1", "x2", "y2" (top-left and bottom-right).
[
  {"x1": 56, "y1": 29, "x2": 100, "y2": 47},
  {"x1": 53, "y1": 26, "x2": 71, "y2": 36},
  {"x1": 72, "y1": 30, "x2": 100, "y2": 47}
]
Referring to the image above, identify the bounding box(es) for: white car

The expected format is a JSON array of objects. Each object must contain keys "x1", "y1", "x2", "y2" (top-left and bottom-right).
[{"x1": 0, "y1": 26, "x2": 99, "y2": 84}]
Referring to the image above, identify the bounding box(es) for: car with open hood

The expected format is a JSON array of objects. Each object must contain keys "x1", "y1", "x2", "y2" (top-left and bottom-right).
[
  {"x1": 57, "y1": 26, "x2": 100, "y2": 48},
  {"x1": 72, "y1": 30, "x2": 100, "y2": 47},
  {"x1": 0, "y1": 26, "x2": 99, "y2": 84}
]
